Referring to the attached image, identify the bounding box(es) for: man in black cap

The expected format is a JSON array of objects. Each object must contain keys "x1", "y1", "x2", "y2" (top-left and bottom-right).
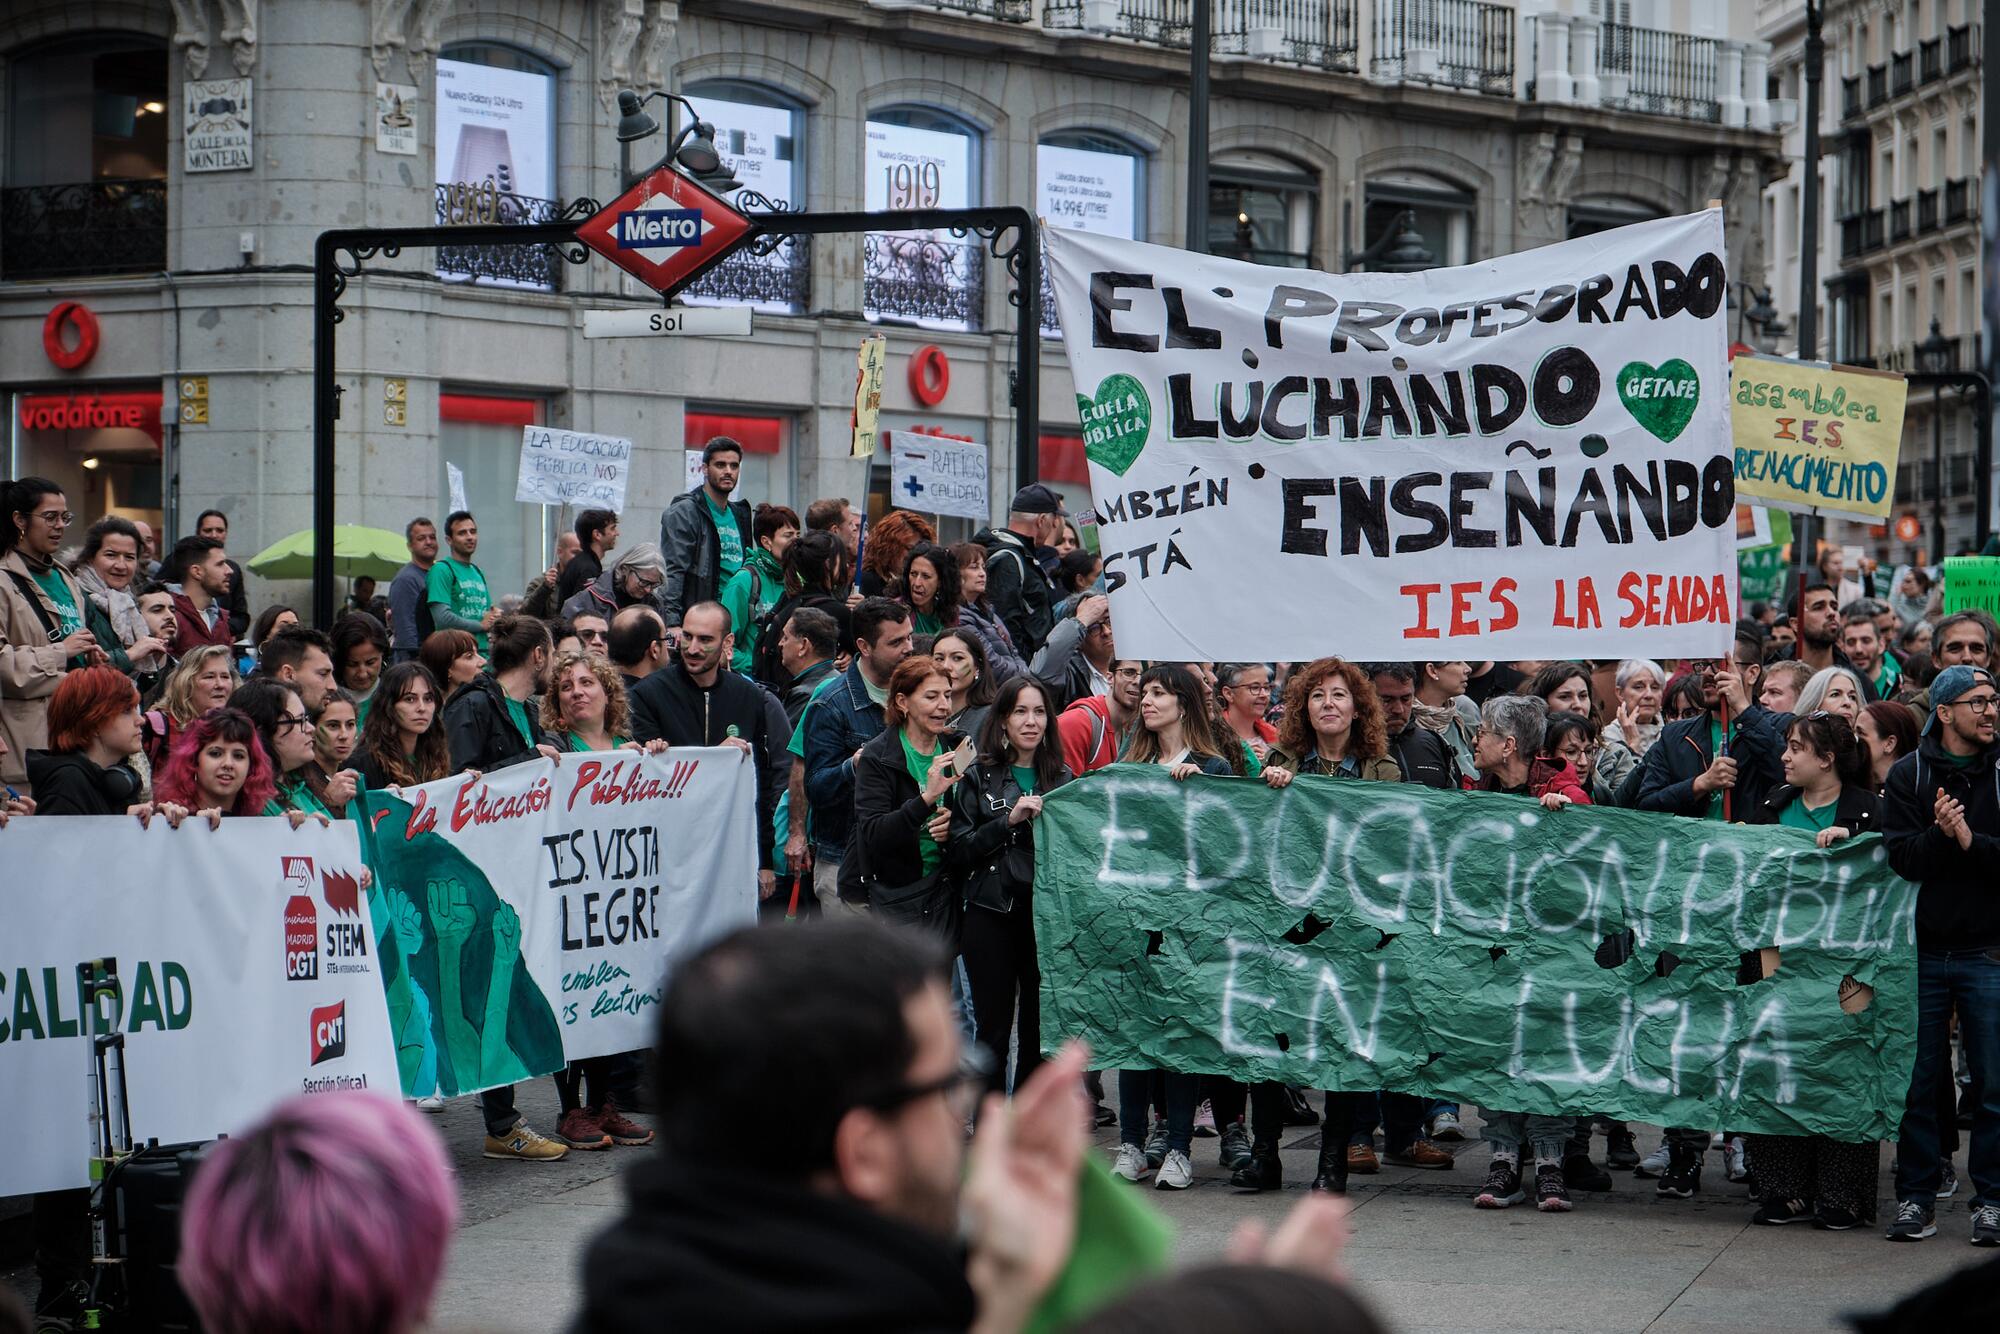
[{"x1": 972, "y1": 483, "x2": 1065, "y2": 655}]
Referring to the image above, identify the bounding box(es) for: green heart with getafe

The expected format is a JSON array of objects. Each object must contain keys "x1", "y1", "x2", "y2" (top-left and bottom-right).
[
  {"x1": 1078, "y1": 374, "x2": 1152, "y2": 477},
  {"x1": 1617, "y1": 359, "x2": 1700, "y2": 442}
]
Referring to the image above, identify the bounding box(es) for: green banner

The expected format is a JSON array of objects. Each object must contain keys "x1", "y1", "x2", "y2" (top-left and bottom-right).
[
  {"x1": 1035, "y1": 767, "x2": 1917, "y2": 1140},
  {"x1": 1943, "y1": 556, "x2": 2000, "y2": 617},
  {"x1": 1738, "y1": 543, "x2": 1789, "y2": 607}
]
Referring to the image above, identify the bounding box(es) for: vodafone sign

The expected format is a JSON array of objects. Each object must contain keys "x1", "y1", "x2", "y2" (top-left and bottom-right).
[
  {"x1": 575, "y1": 164, "x2": 755, "y2": 297},
  {"x1": 17, "y1": 391, "x2": 164, "y2": 443}
]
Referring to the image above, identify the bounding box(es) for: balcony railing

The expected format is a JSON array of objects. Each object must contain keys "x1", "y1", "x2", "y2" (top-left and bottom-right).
[
  {"x1": 1919, "y1": 36, "x2": 1941, "y2": 83},
  {"x1": 1866, "y1": 63, "x2": 1887, "y2": 106},
  {"x1": 1371, "y1": 0, "x2": 1514, "y2": 96},
  {"x1": 1890, "y1": 50, "x2": 1913, "y2": 97},
  {"x1": 1840, "y1": 74, "x2": 1861, "y2": 119},
  {"x1": 1214, "y1": 0, "x2": 1360, "y2": 74},
  {"x1": 1889, "y1": 198, "x2": 1911, "y2": 242},
  {"x1": 1944, "y1": 177, "x2": 1970, "y2": 225},
  {"x1": 863, "y1": 232, "x2": 985, "y2": 330},
  {"x1": 1043, "y1": 0, "x2": 1192, "y2": 47},
  {"x1": 1598, "y1": 22, "x2": 1721, "y2": 122},
  {"x1": 1839, "y1": 207, "x2": 1885, "y2": 260},
  {"x1": 1917, "y1": 187, "x2": 1939, "y2": 233},
  {"x1": 923, "y1": 0, "x2": 1032, "y2": 19},
  {"x1": 435, "y1": 183, "x2": 566, "y2": 290},
  {"x1": 0, "y1": 179, "x2": 167, "y2": 281},
  {"x1": 1946, "y1": 23, "x2": 1973, "y2": 73},
  {"x1": 681, "y1": 235, "x2": 811, "y2": 313}
]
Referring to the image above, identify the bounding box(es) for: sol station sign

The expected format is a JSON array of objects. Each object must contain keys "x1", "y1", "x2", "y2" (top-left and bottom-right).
[{"x1": 575, "y1": 164, "x2": 756, "y2": 298}]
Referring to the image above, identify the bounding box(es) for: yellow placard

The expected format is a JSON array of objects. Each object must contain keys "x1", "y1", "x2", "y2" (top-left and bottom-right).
[
  {"x1": 850, "y1": 334, "x2": 887, "y2": 459},
  {"x1": 1730, "y1": 354, "x2": 1908, "y2": 521}
]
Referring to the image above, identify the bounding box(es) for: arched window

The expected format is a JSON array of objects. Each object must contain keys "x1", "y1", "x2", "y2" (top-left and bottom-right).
[
  {"x1": 1037, "y1": 131, "x2": 1147, "y2": 335},
  {"x1": 1209, "y1": 152, "x2": 1317, "y2": 267},
  {"x1": 1568, "y1": 195, "x2": 1664, "y2": 239},
  {"x1": 1363, "y1": 169, "x2": 1473, "y2": 267},
  {"x1": 434, "y1": 42, "x2": 560, "y2": 288},
  {"x1": 682, "y1": 81, "x2": 809, "y2": 313},
  {"x1": 2, "y1": 33, "x2": 168, "y2": 280},
  {"x1": 865, "y1": 106, "x2": 983, "y2": 329}
]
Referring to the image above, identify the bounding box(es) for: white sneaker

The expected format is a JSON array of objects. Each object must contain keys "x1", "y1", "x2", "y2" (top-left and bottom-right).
[
  {"x1": 1154, "y1": 1148, "x2": 1193, "y2": 1190},
  {"x1": 416, "y1": 1095, "x2": 446, "y2": 1113},
  {"x1": 1724, "y1": 1137, "x2": 1749, "y2": 1183},
  {"x1": 1111, "y1": 1143, "x2": 1150, "y2": 1182},
  {"x1": 1633, "y1": 1143, "x2": 1672, "y2": 1178}
]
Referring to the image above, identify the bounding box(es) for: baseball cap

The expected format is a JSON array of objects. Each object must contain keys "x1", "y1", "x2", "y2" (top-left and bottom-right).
[
  {"x1": 1923, "y1": 664, "x2": 1995, "y2": 735},
  {"x1": 1010, "y1": 483, "x2": 1066, "y2": 516}
]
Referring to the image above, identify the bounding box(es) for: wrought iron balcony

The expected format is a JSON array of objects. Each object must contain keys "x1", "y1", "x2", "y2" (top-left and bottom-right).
[
  {"x1": 1919, "y1": 36, "x2": 1941, "y2": 83},
  {"x1": 1946, "y1": 23, "x2": 1972, "y2": 73},
  {"x1": 1943, "y1": 177, "x2": 1970, "y2": 225},
  {"x1": 1597, "y1": 22, "x2": 1721, "y2": 122},
  {"x1": 1890, "y1": 50, "x2": 1913, "y2": 97},
  {"x1": 1840, "y1": 74, "x2": 1861, "y2": 120},
  {"x1": 920, "y1": 0, "x2": 1032, "y2": 21},
  {"x1": 1889, "y1": 198, "x2": 1911, "y2": 243},
  {"x1": 1043, "y1": 0, "x2": 1192, "y2": 47},
  {"x1": 1839, "y1": 207, "x2": 1885, "y2": 260},
  {"x1": 0, "y1": 179, "x2": 166, "y2": 281},
  {"x1": 434, "y1": 183, "x2": 566, "y2": 291},
  {"x1": 1866, "y1": 63, "x2": 1887, "y2": 106},
  {"x1": 681, "y1": 233, "x2": 811, "y2": 313},
  {"x1": 863, "y1": 232, "x2": 985, "y2": 330},
  {"x1": 1214, "y1": 0, "x2": 1360, "y2": 73},
  {"x1": 1917, "y1": 188, "x2": 1939, "y2": 234},
  {"x1": 1371, "y1": 0, "x2": 1514, "y2": 96}
]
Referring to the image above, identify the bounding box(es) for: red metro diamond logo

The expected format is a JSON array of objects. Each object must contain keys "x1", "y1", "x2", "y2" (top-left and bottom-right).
[
  {"x1": 310, "y1": 1001, "x2": 346, "y2": 1066},
  {"x1": 574, "y1": 165, "x2": 755, "y2": 298}
]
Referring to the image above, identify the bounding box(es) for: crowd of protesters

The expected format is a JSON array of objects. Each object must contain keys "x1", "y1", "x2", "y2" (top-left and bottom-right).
[{"x1": 6, "y1": 445, "x2": 2000, "y2": 1329}]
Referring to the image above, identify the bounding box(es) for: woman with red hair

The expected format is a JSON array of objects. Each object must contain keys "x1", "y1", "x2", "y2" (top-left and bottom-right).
[
  {"x1": 153, "y1": 707, "x2": 276, "y2": 818},
  {"x1": 26, "y1": 665, "x2": 185, "y2": 821},
  {"x1": 858, "y1": 510, "x2": 934, "y2": 598}
]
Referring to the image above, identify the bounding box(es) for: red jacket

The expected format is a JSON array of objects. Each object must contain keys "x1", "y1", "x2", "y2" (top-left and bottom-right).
[
  {"x1": 1058, "y1": 695, "x2": 1120, "y2": 775},
  {"x1": 169, "y1": 589, "x2": 234, "y2": 655},
  {"x1": 1463, "y1": 757, "x2": 1592, "y2": 804}
]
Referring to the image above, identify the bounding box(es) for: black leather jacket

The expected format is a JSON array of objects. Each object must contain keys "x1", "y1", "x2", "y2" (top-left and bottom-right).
[{"x1": 946, "y1": 757, "x2": 1073, "y2": 914}]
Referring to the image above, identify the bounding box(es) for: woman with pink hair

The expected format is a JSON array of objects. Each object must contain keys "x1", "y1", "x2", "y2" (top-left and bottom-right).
[
  {"x1": 178, "y1": 1092, "x2": 457, "y2": 1334},
  {"x1": 151, "y1": 707, "x2": 276, "y2": 818}
]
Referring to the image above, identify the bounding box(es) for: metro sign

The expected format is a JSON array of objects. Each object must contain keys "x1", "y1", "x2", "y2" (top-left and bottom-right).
[{"x1": 576, "y1": 164, "x2": 756, "y2": 298}]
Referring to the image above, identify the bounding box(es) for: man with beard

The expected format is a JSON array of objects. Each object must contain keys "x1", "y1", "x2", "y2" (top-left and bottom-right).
[
  {"x1": 1367, "y1": 662, "x2": 1459, "y2": 790},
  {"x1": 1773, "y1": 581, "x2": 1877, "y2": 701}
]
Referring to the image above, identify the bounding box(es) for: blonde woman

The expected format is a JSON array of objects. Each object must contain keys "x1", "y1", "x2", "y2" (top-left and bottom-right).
[{"x1": 141, "y1": 643, "x2": 240, "y2": 775}]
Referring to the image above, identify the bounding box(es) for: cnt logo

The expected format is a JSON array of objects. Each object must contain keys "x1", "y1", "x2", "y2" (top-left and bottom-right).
[
  {"x1": 284, "y1": 895, "x2": 320, "y2": 981},
  {"x1": 309, "y1": 1001, "x2": 346, "y2": 1066}
]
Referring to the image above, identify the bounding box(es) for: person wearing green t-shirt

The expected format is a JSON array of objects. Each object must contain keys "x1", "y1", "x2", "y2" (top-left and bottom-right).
[
  {"x1": 1840, "y1": 614, "x2": 1901, "y2": 702},
  {"x1": 719, "y1": 505, "x2": 798, "y2": 673},
  {"x1": 1744, "y1": 709, "x2": 1881, "y2": 1230},
  {"x1": 427, "y1": 511, "x2": 497, "y2": 651},
  {"x1": 658, "y1": 438, "x2": 751, "y2": 628}
]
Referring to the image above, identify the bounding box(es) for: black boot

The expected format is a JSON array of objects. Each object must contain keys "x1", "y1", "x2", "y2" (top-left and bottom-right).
[
  {"x1": 1604, "y1": 1127, "x2": 1640, "y2": 1169},
  {"x1": 1230, "y1": 1138, "x2": 1282, "y2": 1191},
  {"x1": 1311, "y1": 1134, "x2": 1347, "y2": 1193},
  {"x1": 1657, "y1": 1143, "x2": 1702, "y2": 1199},
  {"x1": 1282, "y1": 1085, "x2": 1319, "y2": 1126},
  {"x1": 1562, "y1": 1153, "x2": 1614, "y2": 1191}
]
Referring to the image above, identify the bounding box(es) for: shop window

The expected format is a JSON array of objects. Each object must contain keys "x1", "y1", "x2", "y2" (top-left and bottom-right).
[
  {"x1": 439, "y1": 393, "x2": 548, "y2": 592},
  {"x1": 684, "y1": 410, "x2": 789, "y2": 510},
  {"x1": 1567, "y1": 196, "x2": 1663, "y2": 239},
  {"x1": 865, "y1": 107, "x2": 983, "y2": 330},
  {"x1": 1038, "y1": 431, "x2": 1091, "y2": 515},
  {"x1": 11, "y1": 387, "x2": 164, "y2": 534},
  {"x1": 1363, "y1": 171, "x2": 1473, "y2": 268},
  {"x1": 1209, "y1": 152, "x2": 1317, "y2": 268},
  {"x1": 434, "y1": 44, "x2": 560, "y2": 289},
  {"x1": 1037, "y1": 132, "x2": 1146, "y2": 335},
  {"x1": 682, "y1": 82, "x2": 809, "y2": 313}
]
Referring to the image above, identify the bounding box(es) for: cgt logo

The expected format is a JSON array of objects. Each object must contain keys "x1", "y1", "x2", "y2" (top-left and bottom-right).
[
  {"x1": 282, "y1": 856, "x2": 316, "y2": 896},
  {"x1": 284, "y1": 895, "x2": 319, "y2": 981},
  {"x1": 309, "y1": 1001, "x2": 346, "y2": 1065}
]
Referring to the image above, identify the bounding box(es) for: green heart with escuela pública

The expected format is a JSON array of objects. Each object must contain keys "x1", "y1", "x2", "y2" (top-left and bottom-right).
[
  {"x1": 1077, "y1": 373, "x2": 1152, "y2": 477},
  {"x1": 1617, "y1": 359, "x2": 1700, "y2": 443}
]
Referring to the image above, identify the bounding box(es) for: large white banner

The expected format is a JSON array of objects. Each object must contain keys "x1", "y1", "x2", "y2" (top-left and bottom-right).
[
  {"x1": 4, "y1": 819, "x2": 401, "y2": 1195},
  {"x1": 1044, "y1": 211, "x2": 1738, "y2": 660},
  {"x1": 356, "y1": 750, "x2": 757, "y2": 1098}
]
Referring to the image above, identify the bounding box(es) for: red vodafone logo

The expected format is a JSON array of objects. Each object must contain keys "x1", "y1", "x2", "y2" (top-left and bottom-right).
[
  {"x1": 43, "y1": 302, "x2": 100, "y2": 370},
  {"x1": 910, "y1": 345, "x2": 950, "y2": 406}
]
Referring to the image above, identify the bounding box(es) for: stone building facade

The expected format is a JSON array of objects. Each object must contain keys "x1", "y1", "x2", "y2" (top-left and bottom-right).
[{"x1": 2, "y1": 0, "x2": 1780, "y2": 601}]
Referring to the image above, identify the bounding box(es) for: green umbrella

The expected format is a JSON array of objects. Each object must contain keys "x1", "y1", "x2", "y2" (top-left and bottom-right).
[{"x1": 245, "y1": 525, "x2": 409, "y2": 581}]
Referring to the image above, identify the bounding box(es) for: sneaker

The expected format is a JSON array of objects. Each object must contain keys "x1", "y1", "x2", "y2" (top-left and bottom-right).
[
  {"x1": 1604, "y1": 1129, "x2": 1640, "y2": 1170},
  {"x1": 1632, "y1": 1142, "x2": 1671, "y2": 1178},
  {"x1": 1346, "y1": 1140, "x2": 1380, "y2": 1174},
  {"x1": 1429, "y1": 1110, "x2": 1465, "y2": 1141},
  {"x1": 415, "y1": 1094, "x2": 446, "y2": 1113},
  {"x1": 1386, "y1": 1138, "x2": 1454, "y2": 1169},
  {"x1": 1474, "y1": 1161, "x2": 1524, "y2": 1209},
  {"x1": 557, "y1": 1108, "x2": 612, "y2": 1150},
  {"x1": 1939, "y1": 1161, "x2": 1958, "y2": 1199},
  {"x1": 1111, "y1": 1143, "x2": 1151, "y2": 1182},
  {"x1": 1752, "y1": 1197, "x2": 1815, "y2": 1225},
  {"x1": 1143, "y1": 1119, "x2": 1168, "y2": 1169},
  {"x1": 1155, "y1": 1148, "x2": 1193, "y2": 1190},
  {"x1": 484, "y1": 1121, "x2": 570, "y2": 1161},
  {"x1": 1724, "y1": 1136, "x2": 1750, "y2": 1183},
  {"x1": 1710, "y1": 1131, "x2": 1726, "y2": 1150},
  {"x1": 1093, "y1": 1102, "x2": 1117, "y2": 1128},
  {"x1": 1656, "y1": 1153, "x2": 1701, "y2": 1199},
  {"x1": 597, "y1": 1101, "x2": 654, "y2": 1147},
  {"x1": 1973, "y1": 1204, "x2": 2000, "y2": 1247},
  {"x1": 1562, "y1": 1154, "x2": 1613, "y2": 1192},
  {"x1": 1885, "y1": 1200, "x2": 1936, "y2": 1241},
  {"x1": 1193, "y1": 1099, "x2": 1218, "y2": 1138},
  {"x1": 1814, "y1": 1207, "x2": 1861, "y2": 1231},
  {"x1": 1535, "y1": 1163, "x2": 1573, "y2": 1212},
  {"x1": 1219, "y1": 1120, "x2": 1253, "y2": 1170}
]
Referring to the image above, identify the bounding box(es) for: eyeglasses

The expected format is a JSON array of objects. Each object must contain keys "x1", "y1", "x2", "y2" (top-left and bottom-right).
[
  {"x1": 859, "y1": 1044, "x2": 996, "y2": 1122},
  {"x1": 1948, "y1": 695, "x2": 1998, "y2": 714},
  {"x1": 33, "y1": 510, "x2": 74, "y2": 525},
  {"x1": 630, "y1": 573, "x2": 663, "y2": 593},
  {"x1": 274, "y1": 714, "x2": 313, "y2": 733},
  {"x1": 579, "y1": 629, "x2": 609, "y2": 643}
]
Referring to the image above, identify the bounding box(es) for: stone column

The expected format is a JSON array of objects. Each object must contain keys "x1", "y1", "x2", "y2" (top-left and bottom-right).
[
  {"x1": 1534, "y1": 13, "x2": 1573, "y2": 104},
  {"x1": 1570, "y1": 16, "x2": 1601, "y2": 107},
  {"x1": 1718, "y1": 40, "x2": 1747, "y2": 128},
  {"x1": 1742, "y1": 40, "x2": 1773, "y2": 129}
]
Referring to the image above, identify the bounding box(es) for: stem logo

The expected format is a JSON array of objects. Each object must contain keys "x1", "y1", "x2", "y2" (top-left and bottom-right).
[
  {"x1": 284, "y1": 895, "x2": 319, "y2": 981},
  {"x1": 310, "y1": 1000, "x2": 346, "y2": 1065}
]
